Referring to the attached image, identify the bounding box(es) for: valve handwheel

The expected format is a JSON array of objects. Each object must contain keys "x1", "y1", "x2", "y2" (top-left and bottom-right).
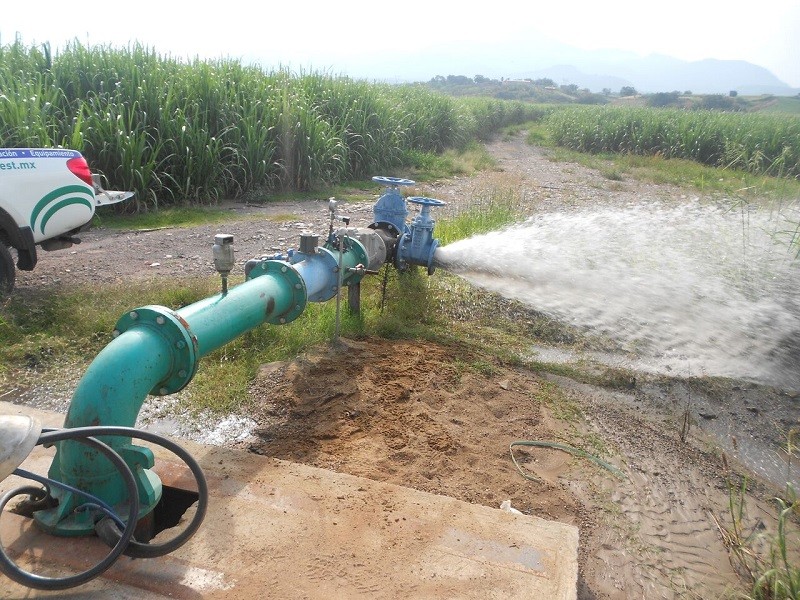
[
  {"x1": 371, "y1": 176, "x2": 415, "y2": 186},
  {"x1": 408, "y1": 196, "x2": 446, "y2": 207}
]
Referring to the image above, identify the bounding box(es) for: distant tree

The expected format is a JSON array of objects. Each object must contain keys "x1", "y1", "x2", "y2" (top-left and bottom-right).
[
  {"x1": 561, "y1": 83, "x2": 579, "y2": 94},
  {"x1": 602, "y1": 88, "x2": 612, "y2": 96},
  {"x1": 474, "y1": 74, "x2": 489, "y2": 84},
  {"x1": 729, "y1": 90, "x2": 738, "y2": 97},
  {"x1": 446, "y1": 75, "x2": 472, "y2": 85},
  {"x1": 533, "y1": 78, "x2": 556, "y2": 87},
  {"x1": 684, "y1": 90, "x2": 692, "y2": 96},
  {"x1": 430, "y1": 75, "x2": 446, "y2": 85},
  {"x1": 620, "y1": 86, "x2": 637, "y2": 97},
  {"x1": 696, "y1": 94, "x2": 737, "y2": 111},
  {"x1": 648, "y1": 91, "x2": 681, "y2": 107},
  {"x1": 576, "y1": 92, "x2": 608, "y2": 105}
]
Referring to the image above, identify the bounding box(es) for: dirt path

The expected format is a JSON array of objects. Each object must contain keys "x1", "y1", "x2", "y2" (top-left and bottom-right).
[{"x1": 7, "y1": 136, "x2": 799, "y2": 599}]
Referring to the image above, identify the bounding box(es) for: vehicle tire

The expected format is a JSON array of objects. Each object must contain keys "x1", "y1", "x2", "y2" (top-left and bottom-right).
[{"x1": 0, "y1": 244, "x2": 15, "y2": 296}]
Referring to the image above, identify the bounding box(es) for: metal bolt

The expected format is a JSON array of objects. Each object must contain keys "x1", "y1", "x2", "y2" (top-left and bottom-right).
[
  {"x1": 176, "y1": 340, "x2": 185, "y2": 349},
  {"x1": 262, "y1": 263, "x2": 267, "y2": 270},
  {"x1": 129, "y1": 311, "x2": 138, "y2": 320},
  {"x1": 178, "y1": 369, "x2": 187, "y2": 378},
  {"x1": 159, "y1": 387, "x2": 169, "y2": 395},
  {"x1": 279, "y1": 318, "x2": 286, "y2": 324},
  {"x1": 281, "y1": 266, "x2": 288, "y2": 273},
  {"x1": 112, "y1": 330, "x2": 120, "y2": 338},
  {"x1": 295, "y1": 283, "x2": 302, "y2": 289},
  {"x1": 156, "y1": 316, "x2": 165, "y2": 325}
]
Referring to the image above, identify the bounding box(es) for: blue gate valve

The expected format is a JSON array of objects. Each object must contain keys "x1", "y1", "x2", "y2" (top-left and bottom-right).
[
  {"x1": 396, "y1": 196, "x2": 446, "y2": 275},
  {"x1": 371, "y1": 176, "x2": 415, "y2": 235}
]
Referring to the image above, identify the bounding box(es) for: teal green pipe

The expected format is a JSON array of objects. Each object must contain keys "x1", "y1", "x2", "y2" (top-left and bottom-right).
[
  {"x1": 177, "y1": 266, "x2": 300, "y2": 357},
  {"x1": 38, "y1": 327, "x2": 170, "y2": 535},
  {"x1": 39, "y1": 241, "x2": 367, "y2": 536},
  {"x1": 66, "y1": 327, "x2": 172, "y2": 428}
]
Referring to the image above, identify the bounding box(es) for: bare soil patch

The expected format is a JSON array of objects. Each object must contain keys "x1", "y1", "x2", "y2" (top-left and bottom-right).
[
  {"x1": 7, "y1": 135, "x2": 799, "y2": 599},
  {"x1": 242, "y1": 335, "x2": 787, "y2": 599}
]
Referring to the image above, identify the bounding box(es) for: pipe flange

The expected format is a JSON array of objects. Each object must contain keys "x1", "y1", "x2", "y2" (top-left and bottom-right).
[
  {"x1": 321, "y1": 237, "x2": 370, "y2": 289},
  {"x1": 246, "y1": 260, "x2": 308, "y2": 324},
  {"x1": 114, "y1": 306, "x2": 198, "y2": 395},
  {"x1": 340, "y1": 236, "x2": 369, "y2": 285}
]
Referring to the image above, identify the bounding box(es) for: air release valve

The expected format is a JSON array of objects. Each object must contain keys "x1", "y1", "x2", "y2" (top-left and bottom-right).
[{"x1": 212, "y1": 234, "x2": 235, "y2": 293}]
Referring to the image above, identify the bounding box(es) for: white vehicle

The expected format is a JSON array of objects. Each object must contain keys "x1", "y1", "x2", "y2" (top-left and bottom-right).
[{"x1": 0, "y1": 148, "x2": 133, "y2": 294}]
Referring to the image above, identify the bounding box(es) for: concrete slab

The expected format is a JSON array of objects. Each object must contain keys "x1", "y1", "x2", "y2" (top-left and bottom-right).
[{"x1": 0, "y1": 401, "x2": 578, "y2": 599}]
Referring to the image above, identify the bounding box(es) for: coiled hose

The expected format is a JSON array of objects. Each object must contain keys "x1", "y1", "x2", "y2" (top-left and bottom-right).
[{"x1": 0, "y1": 425, "x2": 208, "y2": 591}]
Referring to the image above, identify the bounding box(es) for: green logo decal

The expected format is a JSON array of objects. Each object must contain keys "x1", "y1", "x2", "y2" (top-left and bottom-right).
[{"x1": 30, "y1": 185, "x2": 94, "y2": 234}]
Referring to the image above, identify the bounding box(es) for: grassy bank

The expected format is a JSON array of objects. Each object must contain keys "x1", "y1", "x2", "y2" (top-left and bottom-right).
[{"x1": 542, "y1": 105, "x2": 800, "y2": 180}]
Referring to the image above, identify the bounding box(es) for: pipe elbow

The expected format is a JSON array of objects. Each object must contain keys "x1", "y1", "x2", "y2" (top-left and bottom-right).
[{"x1": 64, "y1": 325, "x2": 175, "y2": 430}]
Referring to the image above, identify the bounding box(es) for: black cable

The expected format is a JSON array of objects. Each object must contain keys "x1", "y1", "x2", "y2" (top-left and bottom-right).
[
  {"x1": 13, "y1": 467, "x2": 126, "y2": 529},
  {"x1": 86, "y1": 426, "x2": 208, "y2": 559},
  {"x1": 0, "y1": 425, "x2": 208, "y2": 589},
  {"x1": 41, "y1": 426, "x2": 208, "y2": 558},
  {"x1": 0, "y1": 432, "x2": 139, "y2": 591}
]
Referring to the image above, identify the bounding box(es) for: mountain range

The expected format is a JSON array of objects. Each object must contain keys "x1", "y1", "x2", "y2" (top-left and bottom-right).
[{"x1": 323, "y1": 34, "x2": 798, "y2": 96}]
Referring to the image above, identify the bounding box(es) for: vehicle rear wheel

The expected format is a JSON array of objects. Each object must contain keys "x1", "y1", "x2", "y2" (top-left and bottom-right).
[{"x1": 0, "y1": 244, "x2": 15, "y2": 296}]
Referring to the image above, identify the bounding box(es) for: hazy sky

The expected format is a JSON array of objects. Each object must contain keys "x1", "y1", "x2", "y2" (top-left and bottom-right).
[{"x1": 2, "y1": 0, "x2": 798, "y2": 87}]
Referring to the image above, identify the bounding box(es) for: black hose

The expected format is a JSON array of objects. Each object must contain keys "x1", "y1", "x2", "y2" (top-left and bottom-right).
[
  {"x1": 0, "y1": 425, "x2": 207, "y2": 589},
  {"x1": 0, "y1": 433, "x2": 140, "y2": 591},
  {"x1": 87, "y1": 426, "x2": 208, "y2": 559}
]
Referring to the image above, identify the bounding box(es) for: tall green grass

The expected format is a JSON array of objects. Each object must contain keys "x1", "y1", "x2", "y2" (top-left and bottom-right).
[
  {"x1": 544, "y1": 106, "x2": 800, "y2": 180},
  {"x1": 437, "y1": 186, "x2": 528, "y2": 244},
  {"x1": 0, "y1": 38, "x2": 541, "y2": 209}
]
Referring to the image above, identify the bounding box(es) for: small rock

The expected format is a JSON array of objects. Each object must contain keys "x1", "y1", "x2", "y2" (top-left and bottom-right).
[
  {"x1": 699, "y1": 412, "x2": 718, "y2": 420},
  {"x1": 499, "y1": 380, "x2": 510, "y2": 390}
]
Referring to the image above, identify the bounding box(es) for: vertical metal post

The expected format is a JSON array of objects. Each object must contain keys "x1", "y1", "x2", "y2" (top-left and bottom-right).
[
  {"x1": 348, "y1": 282, "x2": 361, "y2": 316},
  {"x1": 334, "y1": 235, "x2": 344, "y2": 342}
]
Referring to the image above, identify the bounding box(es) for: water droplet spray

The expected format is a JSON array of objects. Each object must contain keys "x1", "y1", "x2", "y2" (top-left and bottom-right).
[{"x1": 434, "y1": 200, "x2": 800, "y2": 389}]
